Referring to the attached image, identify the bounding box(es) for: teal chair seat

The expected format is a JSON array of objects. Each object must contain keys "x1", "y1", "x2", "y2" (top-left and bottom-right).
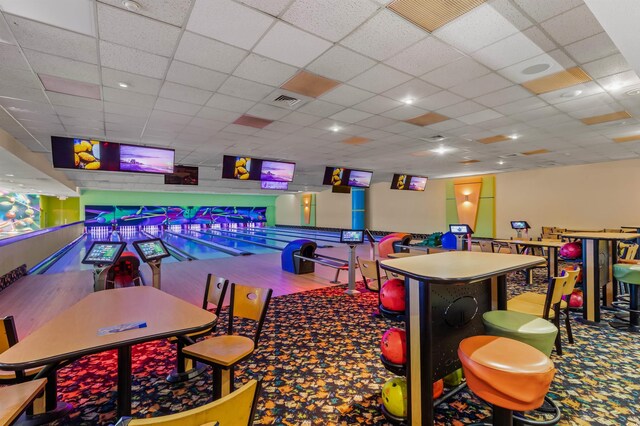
[
  {"x1": 482, "y1": 310, "x2": 558, "y2": 357},
  {"x1": 613, "y1": 264, "x2": 640, "y2": 285}
]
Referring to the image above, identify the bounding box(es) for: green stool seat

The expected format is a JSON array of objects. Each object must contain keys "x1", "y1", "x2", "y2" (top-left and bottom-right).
[
  {"x1": 482, "y1": 310, "x2": 558, "y2": 357},
  {"x1": 613, "y1": 264, "x2": 640, "y2": 285}
]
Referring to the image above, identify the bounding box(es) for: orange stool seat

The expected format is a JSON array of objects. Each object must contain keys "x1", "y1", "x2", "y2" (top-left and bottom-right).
[{"x1": 458, "y1": 335, "x2": 555, "y2": 412}]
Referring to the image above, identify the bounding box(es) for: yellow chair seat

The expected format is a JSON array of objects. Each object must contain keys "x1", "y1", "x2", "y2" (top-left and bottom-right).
[
  {"x1": 515, "y1": 293, "x2": 567, "y2": 309},
  {"x1": 508, "y1": 298, "x2": 556, "y2": 319},
  {"x1": 183, "y1": 335, "x2": 255, "y2": 367},
  {"x1": 167, "y1": 326, "x2": 213, "y2": 343},
  {"x1": 0, "y1": 366, "x2": 43, "y2": 381}
]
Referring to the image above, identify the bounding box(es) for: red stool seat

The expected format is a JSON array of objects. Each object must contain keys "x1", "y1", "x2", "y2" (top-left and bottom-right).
[{"x1": 458, "y1": 335, "x2": 555, "y2": 412}]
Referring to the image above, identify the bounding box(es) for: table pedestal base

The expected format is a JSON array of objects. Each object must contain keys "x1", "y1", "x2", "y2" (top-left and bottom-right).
[{"x1": 20, "y1": 402, "x2": 73, "y2": 426}]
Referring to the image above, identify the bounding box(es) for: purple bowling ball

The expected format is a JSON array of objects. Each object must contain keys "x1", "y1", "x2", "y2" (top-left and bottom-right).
[{"x1": 560, "y1": 241, "x2": 582, "y2": 259}]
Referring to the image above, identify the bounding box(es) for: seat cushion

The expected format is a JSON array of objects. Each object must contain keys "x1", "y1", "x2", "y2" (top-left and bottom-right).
[
  {"x1": 458, "y1": 336, "x2": 555, "y2": 411},
  {"x1": 183, "y1": 335, "x2": 255, "y2": 367},
  {"x1": 483, "y1": 311, "x2": 558, "y2": 357},
  {"x1": 613, "y1": 264, "x2": 640, "y2": 285},
  {"x1": 508, "y1": 297, "x2": 556, "y2": 319},
  {"x1": 515, "y1": 292, "x2": 567, "y2": 309}
]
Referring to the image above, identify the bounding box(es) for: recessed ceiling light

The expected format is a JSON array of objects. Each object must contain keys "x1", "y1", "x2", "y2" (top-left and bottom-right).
[
  {"x1": 403, "y1": 98, "x2": 414, "y2": 105},
  {"x1": 122, "y1": 0, "x2": 141, "y2": 12},
  {"x1": 522, "y1": 63, "x2": 551, "y2": 75},
  {"x1": 118, "y1": 82, "x2": 129, "y2": 88},
  {"x1": 498, "y1": 160, "x2": 505, "y2": 165},
  {"x1": 431, "y1": 146, "x2": 450, "y2": 155},
  {"x1": 509, "y1": 134, "x2": 519, "y2": 140},
  {"x1": 561, "y1": 90, "x2": 582, "y2": 98},
  {"x1": 330, "y1": 126, "x2": 340, "y2": 132},
  {"x1": 626, "y1": 88, "x2": 640, "y2": 96},
  {"x1": 5, "y1": 173, "x2": 14, "y2": 177}
]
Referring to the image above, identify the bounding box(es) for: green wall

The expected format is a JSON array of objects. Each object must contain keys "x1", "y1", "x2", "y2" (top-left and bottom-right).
[
  {"x1": 79, "y1": 190, "x2": 278, "y2": 226},
  {"x1": 445, "y1": 176, "x2": 495, "y2": 238},
  {"x1": 40, "y1": 196, "x2": 80, "y2": 228}
]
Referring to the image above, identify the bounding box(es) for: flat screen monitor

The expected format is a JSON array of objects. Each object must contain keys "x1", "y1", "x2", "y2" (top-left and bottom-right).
[
  {"x1": 347, "y1": 169, "x2": 373, "y2": 188},
  {"x1": 260, "y1": 160, "x2": 295, "y2": 182},
  {"x1": 511, "y1": 221, "x2": 530, "y2": 230},
  {"x1": 261, "y1": 181, "x2": 288, "y2": 190},
  {"x1": 409, "y1": 176, "x2": 427, "y2": 191},
  {"x1": 449, "y1": 224, "x2": 473, "y2": 235},
  {"x1": 340, "y1": 229, "x2": 364, "y2": 244},
  {"x1": 165, "y1": 165, "x2": 198, "y2": 185},
  {"x1": 222, "y1": 155, "x2": 260, "y2": 180},
  {"x1": 120, "y1": 144, "x2": 175, "y2": 174},
  {"x1": 82, "y1": 241, "x2": 127, "y2": 265},
  {"x1": 132, "y1": 239, "x2": 171, "y2": 262},
  {"x1": 51, "y1": 136, "x2": 119, "y2": 171},
  {"x1": 391, "y1": 174, "x2": 407, "y2": 190},
  {"x1": 391, "y1": 174, "x2": 427, "y2": 191},
  {"x1": 323, "y1": 167, "x2": 373, "y2": 188},
  {"x1": 323, "y1": 166, "x2": 345, "y2": 186}
]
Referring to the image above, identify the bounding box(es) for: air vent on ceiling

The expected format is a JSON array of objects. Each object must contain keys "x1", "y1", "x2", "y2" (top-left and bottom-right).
[
  {"x1": 419, "y1": 135, "x2": 446, "y2": 142},
  {"x1": 499, "y1": 153, "x2": 524, "y2": 158},
  {"x1": 273, "y1": 95, "x2": 301, "y2": 107}
]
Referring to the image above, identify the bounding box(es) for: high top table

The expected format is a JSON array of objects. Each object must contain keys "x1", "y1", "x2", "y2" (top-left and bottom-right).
[
  {"x1": 494, "y1": 239, "x2": 566, "y2": 283},
  {"x1": 381, "y1": 251, "x2": 545, "y2": 425},
  {"x1": 0, "y1": 287, "x2": 217, "y2": 421},
  {"x1": 563, "y1": 232, "x2": 640, "y2": 324}
]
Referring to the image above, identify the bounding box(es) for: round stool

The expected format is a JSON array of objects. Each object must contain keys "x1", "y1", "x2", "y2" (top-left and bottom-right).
[
  {"x1": 612, "y1": 263, "x2": 640, "y2": 332},
  {"x1": 482, "y1": 311, "x2": 558, "y2": 357},
  {"x1": 458, "y1": 335, "x2": 558, "y2": 426}
]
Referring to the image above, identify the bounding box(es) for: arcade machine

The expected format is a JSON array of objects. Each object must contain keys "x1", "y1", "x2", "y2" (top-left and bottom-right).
[
  {"x1": 449, "y1": 224, "x2": 473, "y2": 251},
  {"x1": 511, "y1": 220, "x2": 531, "y2": 239},
  {"x1": 341, "y1": 229, "x2": 365, "y2": 295},
  {"x1": 132, "y1": 238, "x2": 171, "y2": 290},
  {"x1": 81, "y1": 241, "x2": 127, "y2": 292}
]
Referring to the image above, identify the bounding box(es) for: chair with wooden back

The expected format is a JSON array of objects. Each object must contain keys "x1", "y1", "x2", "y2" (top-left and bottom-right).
[
  {"x1": 115, "y1": 379, "x2": 262, "y2": 426},
  {"x1": 0, "y1": 316, "x2": 38, "y2": 384},
  {"x1": 478, "y1": 240, "x2": 495, "y2": 253},
  {"x1": 357, "y1": 257, "x2": 384, "y2": 317},
  {"x1": 507, "y1": 274, "x2": 570, "y2": 355},
  {"x1": 168, "y1": 275, "x2": 229, "y2": 383},
  {"x1": 183, "y1": 284, "x2": 272, "y2": 398}
]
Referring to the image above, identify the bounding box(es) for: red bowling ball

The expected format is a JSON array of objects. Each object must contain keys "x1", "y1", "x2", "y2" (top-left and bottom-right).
[
  {"x1": 560, "y1": 242, "x2": 582, "y2": 259},
  {"x1": 569, "y1": 290, "x2": 583, "y2": 308},
  {"x1": 381, "y1": 327, "x2": 406, "y2": 365},
  {"x1": 380, "y1": 279, "x2": 405, "y2": 312}
]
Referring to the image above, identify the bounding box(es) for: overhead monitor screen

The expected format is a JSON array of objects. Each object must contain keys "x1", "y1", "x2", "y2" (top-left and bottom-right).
[
  {"x1": 82, "y1": 242, "x2": 126, "y2": 265},
  {"x1": 51, "y1": 136, "x2": 119, "y2": 171},
  {"x1": 260, "y1": 160, "x2": 295, "y2": 182},
  {"x1": 409, "y1": 176, "x2": 427, "y2": 191},
  {"x1": 347, "y1": 170, "x2": 373, "y2": 188},
  {"x1": 340, "y1": 229, "x2": 364, "y2": 244},
  {"x1": 132, "y1": 239, "x2": 171, "y2": 262},
  {"x1": 165, "y1": 165, "x2": 198, "y2": 185},
  {"x1": 261, "y1": 181, "x2": 289, "y2": 190},
  {"x1": 391, "y1": 174, "x2": 428, "y2": 191},
  {"x1": 120, "y1": 145, "x2": 175, "y2": 174}
]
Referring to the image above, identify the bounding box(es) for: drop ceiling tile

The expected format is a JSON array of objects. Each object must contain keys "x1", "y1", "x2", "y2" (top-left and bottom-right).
[
  {"x1": 102, "y1": 86, "x2": 156, "y2": 108},
  {"x1": 187, "y1": 0, "x2": 273, "y2": 50},
  {"x1": 206, "y1": 93, "x2": 255, "y2": 113},
  {"x1": 509, "y1": 105, "x2": 558, "y2": 122},
  {"x1": 306, "y1": 45, "x2": 376, "y2": 83},
  {"x1": 246, "y1": 103, "x2": 291, "y2": 121},
  {"x1": 520, "y1": 26, "x2": 557, "y2": 52},
  {"x1": 104, "y1": 112, "x2": 147, "y2": 126},
  {"x1": 296, "y1": 99, "x2": 345, "y2": 117},
  {"x1": 385, "y1": 36, "x2": 463, "y2": 77},
  {"x1": 236, "y1": 0, "x2": 291, "y2": 16},
  {"x1": 413, "y1": 91, "x2": 465, "y2": 110},
  {"x1": 282, "y1": 0, "x2": 378, "y2": 42},
  {"x1": 188, "y1": 117, "x2": 228, "y2": 131},
  {"x1": 39, "y1": 74, "x2": 101, "y2": 100},
  {"x1": 319, "y1": 85, "x2": 374, "y2": 107},
  {"x1": 598, "y1": 71, "x2": 640, "y2": 94},
  {"x1": 97, "y1": 4, "x2": 181, "y2": 57},
  {"x1": 281, "y1": 71, "x2": 340, "y2": 98},
  {"x1": 47, "y1": 92, "x2": 103, "y2": 110},
  {"x1": 233, "y1": 54, "x2": 298, "y2": 87},
  {"x1": 217, "y1": 76, "x2": 275, "y2": 102},
  {"x1": 513, "y1": 0, "x2": 582, "y2": 23},
  {"x1": 437, "y1": 100, "x2": 485, "y2": 118},
  {"x1": 382, "y1": 79, "x2": 440, "y2": 103},
  {"x1": 405, "y1": 112, "x2": 449, "y2": 126},
  {"x1": 5, "y1": 14, "x2": 97, "y2": 63},
  {"x1": 540, "y1": 5, "x2": 602, "y2": 46},
  {"x1": 225, "y1": 122, "x2": 262, "y2": 135},
  {"x1": 582, "y1": 54, "x2": 631, "y2": 80},
  {"x1": 472, "y1": 32, "x2": 545, "y2": 71},
  {"x1": 54, "y1": 105, "x2": 104, "y2": 121},
  {"x1": 0, "y1": 44, "x2": 30, "y2": 71},
  {"x1": 148, "y1": 109, "x2": 192, "y2": 126},
  {"x1": 155, "y1": 97, "x2": 202, "y2": 115},
  {"x1": 474, "y1": 85, "x2": 531, "y2": 108},
  {"x1": 568, "y1": 104, "x2": 618, "y2": 120},
  {"x1": 352, "y1": 96, "x2": 402, "y2": 115},
  {"x1": 97, "y1": 0, "x2": 193, "y2": 27},
  {"x1": 434, "y1": 3, "x2": 520, "y2": 53},
  {"x1": 349, "y1": 64, "x2": 412, "y2": 93},
  {"x1": 487, "y1": 0, "x2": 533, "y2": 30},
  {"x1": 99, "y1": 41, "x2": 170, "y2": 79},
  {"x1": 0, "y1": 66, "x2": 40, "y2": 89},
  {"x1": 355, "y1": 115, "x2": 398, "y2": 129},
  {"x1": 279, "y1": 111, "x2": 322, "y2": 126},
  {"x1": 103, "y1": 102, "x2": 151, "y2": 118},
  {"x1": 381, "y1": 105, "x2": 429, "y2": 120},
  {"x1": 159, "y1": 81, "x2": 212, "y2": 105},
  {"x1": 254, "y1": 21, "x2": 331, "y2": 68},
  {"x1": 421, "y1": 57, "x2": 490, "y2": 88},
  {"x1": 197, "y1": 107, "x2": 242, "y2": 122},
  {"x1": 330, "y1": 108, "x2": 373, "y2": 124},
  {"x1": 564, "y1": 32, "x2": 618, "y2": 64},
  {"x1": 24, "y1": 49, "x2": 99, "y2": 84},
  {"x1": 174, "y1": 32, "x2": 247, "y2": 74},
  {"x1": 341, "y1": 9, "x2": 426, "y2": 61},
  {"x1": 458, "y1": 109, "x2": 504, "y2": 125},
  {"x1": 498, "y1": 50, "x2": 575, "y2": 84},
  {"x1": 102, "y1": 68, "x2": 162, "y2": 96},
  {"x1": 450, "y1": 73, "x2": 512, "y2": 98}
]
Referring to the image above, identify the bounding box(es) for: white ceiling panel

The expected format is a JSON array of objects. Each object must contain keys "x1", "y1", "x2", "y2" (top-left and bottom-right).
[
  {"x1": 306, "y1": 45, "x2": 376, "y2": 82},
  {"x1": 513, "y1": 0, "x2": 582, "y2": 23},
  {"x1": 102, "y1": 68, "x2": 162, "y2": 96},
  {"x1": 583, "y1": 54, "x2": 630, "y2": 80},
  {"x1": 413, "y1": 91, "x2": 465, "y2": 111},
  {"x1": 103, "y1": 86, "x2": 157, "y2": 108},
  {"x1": 540, "y1": 5, "x2": 602, "y2": 46},
  {"x1": 159, "y1": 81, "x2": 212, "y2": 105},
  {"x1": 0, "y1": 83, "x2": 46, "y2": 104},
  {"x1": 253, "y1": 21, "x2": 331, "y2": 68},
  {"x1": 474, "y1": 85, "x2": 531, "y2": 108},
  {"x1": 498, "y1": 50, "x2": 575, "y2": 84},
  {"x1": 279, "y1": 111, "x2": 321, "y2": 126},
  {"x1": 282, "y1": 0, "x2": 378, "y2": 43},
  {"x1": 353, "y1": 95, "x2": 402, "y2": 115},
  {"x1": 246, "y1": 103, "x2": 291, "y2": 121},
  {"x1": 458, "y1": 109, "x2": 504, "y2": 125},
  {"x1": 217, "y1": 76, "x2": 275, "y2": 102},
  {"x1": 97, "y1": 0, "x2": 193, "y2": 27},
  {"x1": 197, "y1": 106, "x2": 242, "y2": 122},
  {"x1": 99, "y1": 41, "x2": 170, "y2": 79},
  {"x1": 174, "y1": 32, "x2": 247, "y2": 74},
  {"x1": 349, "y1": 64, "x2": 412, "y2": 93},
  {"x1": 382, "y1": 79, "x2": 440, "y2": 103},
  {"x1": 233, "y1": 54, "x2": 297, "y2": 87},
  {"x1": 187, "y1": 0, "x2": 273, "y2": 50},
  {"x1": 24, "y1": 49, "x2": 100, "y2": 84},
  {"x1": 236, "y1": 0, "x2": 291, "y2": 17},
  {"x1": 103, "y1": 102, "x2": 151, "y2": 118},
  {"x1": 421, "y1": 57, "x2": 490, "y2": 88},
  {"x1": 472, "y1": 32, "x2": 544, "y2": 70},
  {"x1": 206, "y1": 93, "x2": 255, "y2": 113},
  {"x1": 0, "y1": 43, "x2": 30, "y2": 70},
  {"x1": 319, "y1": 85, "x2": 374, "y2": 107},
  {"x1": 0, "y1": 0, "x2": 95, "y2": 36},
  {"x1": 0, "y1": 65, "x2": 40, "y2": 89},
  {"x1": 340, "y1": 9, "x2": 426, "y2": 61},
  {"x1": 385, "y1": 36, "x2": 463, "y2": 77},
  {"x1": 154, "y1": 97, "x2": 202, "y2": 115},
  {"x1": 449, "y1": 73, "x2": 512, "y2": 98},
  {"x1": 380, "y1": 105, "x2": 429, "y2": 121}
]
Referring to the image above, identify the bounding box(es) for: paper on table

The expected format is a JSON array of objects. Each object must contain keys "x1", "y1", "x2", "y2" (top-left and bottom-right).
[{"x1": 97, "y1": 321, "x2": 147, "y2": 336}]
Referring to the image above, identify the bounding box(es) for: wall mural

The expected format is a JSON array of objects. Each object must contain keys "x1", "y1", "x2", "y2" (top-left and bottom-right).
[
  {"x1": 0, "y1": 191, "x2": 40, "y2": 239},
  {"x1": 85, "y1": 205, "x2": 267, "y2": 227}
]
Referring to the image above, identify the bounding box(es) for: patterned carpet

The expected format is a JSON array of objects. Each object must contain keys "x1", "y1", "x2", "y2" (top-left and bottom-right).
[{"x1": 41, "y1": 266, "x2": 640, "y2": 425}]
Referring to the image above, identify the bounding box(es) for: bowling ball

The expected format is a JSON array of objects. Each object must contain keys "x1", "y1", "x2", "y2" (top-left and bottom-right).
[
  {"x1": 381, "y1": 327, "x2": 406, "y2": 365},
  {"x1": 441, "y1": 232, "x2": 457, "y2": 250},
  {"x1": 443, "y1": 368, "x2": 464, "y2": 387},
  {"x1": 380, "y1": 279, "x2": 405, "y2": 312},
  {"x1": 96, "y1": 216, "x2": 106, "y2": 224},
  {"x1": 433, "y1": 379, "x2": 444, "y2": 399},
  {"x1": 569, "y1": 290, "x2": 583, "y2": 308},
  {"x1": 5, "y1": 211, "x2": 16, "y2": 219},
  {"x1": 381, "y1": 377, "x2": 407, "y2": 418},
  {"x1": 560, "y1": 242, "x2": 582, "y2": 259}
]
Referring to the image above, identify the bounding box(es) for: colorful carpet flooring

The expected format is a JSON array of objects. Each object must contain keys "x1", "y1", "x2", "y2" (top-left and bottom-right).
[{"x1": 39, "y1": 267, "x2": 640, "y2": 425}]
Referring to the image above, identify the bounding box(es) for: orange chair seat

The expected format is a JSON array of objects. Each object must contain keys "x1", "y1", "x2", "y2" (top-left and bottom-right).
[
  {"x1": 0, "y1": 367, "x2": 42, "y2": 381},
  {"x1": 183, "y1": 335, "x2": 254, "y2": 367},
  {"x1": 515, "y1": 293, "x2": 568, "y2": 310},
  {"x1": 458, "y1": 335, "x2": 555, "y2": 412}
]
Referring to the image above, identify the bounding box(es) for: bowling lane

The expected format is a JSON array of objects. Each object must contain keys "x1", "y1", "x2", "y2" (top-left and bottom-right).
[
  {"x1": 184, "y1": 229, "x2": 280, "y2": 254},
  {"x1": 210, "y1": 227, "x2": 338, "y2": 247},
  {"x1": 160, "y1": 232, "x2": 233, "y2": 259}
]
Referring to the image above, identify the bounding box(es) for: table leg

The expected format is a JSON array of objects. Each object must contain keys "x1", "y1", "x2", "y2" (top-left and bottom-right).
[
  {"x1": 580, "y1": 239, "x2": 601, "y2": 323},
  {"x1": 608, "y1": 240, "x2": 619, "y2": 306},
  {"x1": 117, "y1": 346, "x2": 132, "y2": 417},
  {"x1": 23, "y1": 366, "x2": 73, "y2": 426},
  {"x1": 496, "y1": 275, "x2": 507, "y2": 310},
  {"x1": 548, "y1": 247, "x2": 558, "y2": 280}
]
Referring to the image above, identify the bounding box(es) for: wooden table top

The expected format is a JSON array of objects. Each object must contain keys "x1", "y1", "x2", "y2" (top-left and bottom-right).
[
  {"x1": 0, "y1": 287, "x2": 217, "y2": 370},
  {"x1": 381, "y1": 251, "x2": 545, "y2": 283},
  {"x1": 387, "y1": 252, "x2": 421, "y2": 258},
  {"x1": 0, "y1": 378, "x2": 47, "y2": 425},
  {"x1": 562, "y1": 232, "x2": 640, "y2": 240},
  {"x1": 494, "y1": 239, "x2": 566, "y2": 248}
]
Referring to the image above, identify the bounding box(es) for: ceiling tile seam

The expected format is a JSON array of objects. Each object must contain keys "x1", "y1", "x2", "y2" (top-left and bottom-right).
[
  {"x1": 96, "y1": 1, "x2": 185, "y2": 29},
  {"x1": 92, "y1": 0, "x2": 107, "y2": 140}
]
